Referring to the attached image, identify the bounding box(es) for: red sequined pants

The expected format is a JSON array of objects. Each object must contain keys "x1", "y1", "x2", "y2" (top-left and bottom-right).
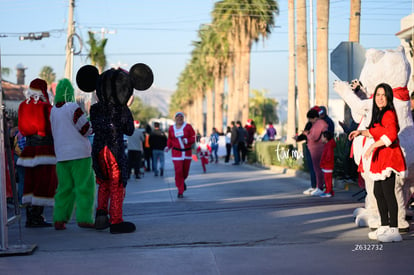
[{"x1": 96, "y1": 146, "x2": 125, "y2": 224}]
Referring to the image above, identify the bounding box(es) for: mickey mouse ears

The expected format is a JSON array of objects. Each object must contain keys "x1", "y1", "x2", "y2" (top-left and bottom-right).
[
  {"x1": 76, "y1": 65, "x2": 99, "y2": 92},
  {"x1": 76, "y1": 63, "x2": 154, "y2": 92},
  {"x1": 129, "y1": 63, "x2": 154, "y2": 91}
]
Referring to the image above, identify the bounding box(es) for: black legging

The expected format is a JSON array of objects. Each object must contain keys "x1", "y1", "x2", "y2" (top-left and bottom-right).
[{"x1": 374, "y1": 173, "x2": 398, "y2": 228}]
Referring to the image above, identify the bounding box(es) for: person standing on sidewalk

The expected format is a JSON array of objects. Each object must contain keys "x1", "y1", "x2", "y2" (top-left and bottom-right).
[
  {"x1": 17, "y1": 78, "x2": 58, "y2": 227},
  {"x1": 319, "y1": 130, "x2": 336, "y2": 198},
  {"x1": 224, "y1": 126, "x2": 232, "y2": 163},
  {"x1": 303, "y1": 108, "x2": 328, "y2": 197},
  {"x1": 50, "y1": 79, "x2": 96, "y2": 230},
  {"x1": 230, "y1": 121, "x2": 240, "y2": 165},
  {"x1": 237, "y1": 121, "x2": 248, "y2": 164},
  {"x1": 209, "y1": 127, "x2": 219, "y2": 163},
  {"x1": 165, "y1": 112, "x2": 196, "y2": 198},
  {"x1": 149, "y1": 121, "x2": 167, "y2": 177},
  {"x1": 349, "y1": 83, "x2": 406, "y2": 243},
  {"x1": 143, "y1": 124, "x2": 153, "y2": 172},
  {"x1": 127, "y1": 120, "x2": 145, "y2": 179}
]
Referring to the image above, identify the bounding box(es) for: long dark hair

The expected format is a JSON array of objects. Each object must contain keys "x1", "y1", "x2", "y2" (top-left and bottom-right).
[{"x1": 368, "y1": 83, "x2": 396, "y2": 129}]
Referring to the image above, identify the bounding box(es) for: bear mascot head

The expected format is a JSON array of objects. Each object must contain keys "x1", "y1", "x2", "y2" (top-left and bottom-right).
[{"x1": 334, "y1": 46, "x2": 414, "y2": 231}]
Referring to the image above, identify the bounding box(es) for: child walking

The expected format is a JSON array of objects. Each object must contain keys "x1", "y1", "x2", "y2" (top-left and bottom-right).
[
  {"x1": 197, "y1": 137, "x2": 211, "y2": 173},
  {"x1": 320, "y1": 131, "x2": 336, "y2": 197}
]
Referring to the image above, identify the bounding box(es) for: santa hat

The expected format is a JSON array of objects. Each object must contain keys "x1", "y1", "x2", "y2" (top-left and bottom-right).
[
  {"x1": 26, "y1": 78, "x2": 50, "y2": 103},
  {"x1": 246, "y1": 119, "x2": 252, "y2": 126},
  {"x1": 134, "y1": 120, "x2": 140, "y2": 127},
  {"x1": 311, "y1": 105, "x2": 323, "y2": 115}
]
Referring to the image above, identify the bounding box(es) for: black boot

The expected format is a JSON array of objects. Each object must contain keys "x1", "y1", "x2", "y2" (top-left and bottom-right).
[
  {"x1": 110, "y1": 221, "x2": 136, "y2": 234},
  {"x1": 26, "y1": 205, "x2": 52, "y2": 228},
  {"x1": 95, "y1": 209, "x2": 110, "y2": 230}
]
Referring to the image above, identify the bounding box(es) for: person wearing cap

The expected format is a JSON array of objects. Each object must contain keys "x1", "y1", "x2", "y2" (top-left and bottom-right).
[
  {"x1": 319, "y1": 106, "x2": 335, "y2": 134},
  {"x1": 127, "y1": 120, "x2": 145, "y2": 179},
  {"x1": 17, "y1": 78, "x2": 58, "y2": 227},
  {"x1": 50, "y1": 79, "x2": 95, "y2": 230},
  {"x1": 165, "y1": 112, "x2": 196, "y2": 198}
]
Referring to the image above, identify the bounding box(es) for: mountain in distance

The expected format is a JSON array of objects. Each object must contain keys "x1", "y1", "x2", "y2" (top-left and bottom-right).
[{"x1": 135, "y1": 86, "x2": 173, "y2": 116}]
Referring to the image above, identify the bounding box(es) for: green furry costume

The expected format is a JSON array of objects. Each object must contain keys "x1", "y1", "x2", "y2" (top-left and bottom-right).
[{"x1": 50, "y1": 79, "x2": 96, "y2": 229}]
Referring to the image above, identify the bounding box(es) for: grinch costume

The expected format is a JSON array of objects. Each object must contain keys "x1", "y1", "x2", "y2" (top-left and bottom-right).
[{"x1": 50, "y1": 79, "x2": 95, "y2": 230}]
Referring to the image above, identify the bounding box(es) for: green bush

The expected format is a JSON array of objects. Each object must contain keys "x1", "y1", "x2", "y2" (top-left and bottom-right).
[{"x1": 254, "y1": 141, "x2": 303, "y2": 169}]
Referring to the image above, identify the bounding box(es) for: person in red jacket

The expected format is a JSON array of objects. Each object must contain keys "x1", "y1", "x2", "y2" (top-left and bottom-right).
[
  {"x1": 349, "y1": 83, "x2": 406, "y2": 242},
  {"x1": 165, "y1": 112, "x2": 196, "y2": 198},
  {"x1": 319, "y1": 131, "x2": 336, "y2": 198}
]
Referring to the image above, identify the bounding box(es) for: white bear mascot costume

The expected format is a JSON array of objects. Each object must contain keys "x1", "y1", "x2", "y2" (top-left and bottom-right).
[{"x1": 334, "y1": 46, "x2": 414, "y2": 231}]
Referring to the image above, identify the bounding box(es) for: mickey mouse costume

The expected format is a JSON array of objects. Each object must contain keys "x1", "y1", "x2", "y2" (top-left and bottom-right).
[{"x1": 76, "y1": 63, "x2": 153, "y2": 234}]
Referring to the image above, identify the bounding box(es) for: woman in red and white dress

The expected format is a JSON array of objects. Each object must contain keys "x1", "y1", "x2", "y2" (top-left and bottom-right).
[
  {"x1": 349, "y1": 83, "x2": 406, "y2": 242},
  {"x1": 165, "y1": 112, "x2": 196, "y2": 198}
]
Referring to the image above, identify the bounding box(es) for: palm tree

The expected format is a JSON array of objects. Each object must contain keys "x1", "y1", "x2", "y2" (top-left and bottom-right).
[
  {"x1": 39, "y1": 66, "x2": 56, "y2": 87},
  {"x1": 344, "y1": 0, "x2": 361, "y2": 127},
  {"x1": 315, "y1": 0, "x2": 329, "y2": 107},
  {"x1": 212, "y1": 0, "x2": 279, "y2": 124},
  {"x1": 296, "y1": 0, "x2": 310, "y2": 132},
  {"x1": 87, "y1": 31, "x2": 107, "y2": 74},
  {"x1": 286, "y1": 0, "x2": 296, "y2": 145},
  {"x1": 349, "y1": 0, "x2": 361, "y2": 42}
]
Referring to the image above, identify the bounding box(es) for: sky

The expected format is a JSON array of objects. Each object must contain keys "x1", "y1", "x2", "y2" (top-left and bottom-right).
[{"x1": 1, "y1": 0, "x2": 413, "y2": 102}]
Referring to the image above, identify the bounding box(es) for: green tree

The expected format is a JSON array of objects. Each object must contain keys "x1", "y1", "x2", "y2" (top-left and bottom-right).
[
  {"x1": 249, "y1": 89, "x2": 278, "y2": 132},
  {"x1": 39, "y1": 66, "x2": 56, "y2": 86},
  {"x1": 1, "y1": 67, "x2": 11, "y2": 77},
  {"x1": 87, "y1": 31, "x2": 107, "y2": 73},
  {"x1": 129, "y1": 96, "x2": 161, "y2": 125}
]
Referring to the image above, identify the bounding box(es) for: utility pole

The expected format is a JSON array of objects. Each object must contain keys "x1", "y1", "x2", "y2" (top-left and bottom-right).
[
  {"x1": 344, "y1": 0, "x2": 361, "y2": 128},
  {"x1": 64, "y1": 0, "x2": 75, "y2": 82}
]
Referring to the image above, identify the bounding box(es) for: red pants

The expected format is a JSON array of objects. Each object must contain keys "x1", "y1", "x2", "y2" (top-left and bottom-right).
[
  {"x1": 323, "y1": 171, "x2": 333, "y2": 194},
  {"x1": 200, "y1": 157, "x2": 209, "y2": 172},
  {"x1": 96, "y1": 146, "x2": 125, "y2": 224},
  {"x1": 173, "y1": 159, "x2": 191, "y2": 194}
]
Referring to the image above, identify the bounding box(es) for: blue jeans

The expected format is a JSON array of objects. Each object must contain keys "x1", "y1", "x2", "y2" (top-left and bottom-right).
[
  {"x1": 152, "y1": 149, "x2": 165, "y2": 174},
  {"x1": 232, "y1": 143, "x2": 240, "y2": 164},
  {"x1": 305, "y1": 145, "x2": 316, "y2": 188},
  {"x1": 211, "y1": 145, "x2": 218, "y2": 161}
]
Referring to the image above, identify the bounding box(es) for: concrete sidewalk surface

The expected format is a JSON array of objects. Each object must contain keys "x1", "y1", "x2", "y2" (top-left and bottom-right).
[{"x1": 1, "y1": 155, "x2": 413, "y2": 275}]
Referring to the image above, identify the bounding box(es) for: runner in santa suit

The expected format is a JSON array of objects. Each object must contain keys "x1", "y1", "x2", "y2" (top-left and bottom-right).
[{"x1": 165, "y1": 112, "x2": 195, "y2": 198}]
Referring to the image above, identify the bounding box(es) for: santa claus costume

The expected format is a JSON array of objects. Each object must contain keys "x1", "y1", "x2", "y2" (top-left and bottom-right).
[
  {"x1": 17, "y1": 78, "x2": 58, "y2": 227},
  {"x1": 196, "y1": 137, "x2": 211, "y2": 173},
  {"x1": 165, "y1": 112, "x2": 196, "y2": 198}
]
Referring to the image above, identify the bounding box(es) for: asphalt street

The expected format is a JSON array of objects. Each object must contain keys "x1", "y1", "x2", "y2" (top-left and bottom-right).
[{"x1": 1, "y1": 154, "x2": 413, "y2": 275}]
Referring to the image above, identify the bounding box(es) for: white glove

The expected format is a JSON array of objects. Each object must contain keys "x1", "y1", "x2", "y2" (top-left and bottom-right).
[
  {"x1": 164, "y1": 146, "x2": 169, "y2": 153},
  {"x1": 183, "y1": 138, "x2": 188, "y2": 144},
  {"x1": 333, "y1": 80, "x2": 352, "y2": 96}
]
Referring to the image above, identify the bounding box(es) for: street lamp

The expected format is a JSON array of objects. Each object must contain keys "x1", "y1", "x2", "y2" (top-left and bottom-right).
[{"x1": 19, "y1": 32, "x2": 50, "y2": 41}]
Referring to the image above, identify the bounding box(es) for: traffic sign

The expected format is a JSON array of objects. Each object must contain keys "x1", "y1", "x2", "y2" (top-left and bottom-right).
[{"x1": 331, "y1": 42, "x2": 366, "y2": 81}]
